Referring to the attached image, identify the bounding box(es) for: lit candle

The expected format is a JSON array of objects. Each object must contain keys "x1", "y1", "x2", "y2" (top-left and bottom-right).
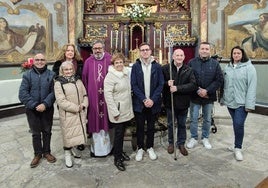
[
  {"x1": 159, "y1": 49, "x2": 162, "y2": 65},
  {"x1": 159, "y1": 30, "x2": 162, "y2": 48},
  {"x1": 110, "y1": 30, "x2": 113, "y2": 49}
]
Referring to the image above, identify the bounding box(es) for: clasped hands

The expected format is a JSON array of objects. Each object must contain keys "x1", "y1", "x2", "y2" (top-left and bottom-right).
[
  {"x1": 143, "y1": 98, "x2": 154, "y2": 108},
  {"x1": 197, "y1": 87, "x2": 209, "y2": 98}
]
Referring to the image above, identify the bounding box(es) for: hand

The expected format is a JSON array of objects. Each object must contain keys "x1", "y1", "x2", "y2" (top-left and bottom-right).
[
  {"x1": 36, "y1": 103, "x2": 46, "y2": 112},
  {"x1": 79, "y1": 105, "x2": 85, "y2": 112},
  {"x1": 245, "y1": 108, "x2": 252, "y2": 112},
  {"x1": 197, "y1": 87, "x2": 209, "y2": 98},
  {"x1": 144, "y1": 98, "x2": 154, "y2": 108},
  {"x1": 170, "y1": 85, "x2": 177, "y2": 93},
  {"x1": 168, "y1": 80, "x2": 174, "y2": 86}
]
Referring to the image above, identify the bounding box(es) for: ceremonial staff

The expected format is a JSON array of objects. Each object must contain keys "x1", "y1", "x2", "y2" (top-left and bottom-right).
[{"x1": 165, "y1": 34, "x2": 177, "y2": 160}]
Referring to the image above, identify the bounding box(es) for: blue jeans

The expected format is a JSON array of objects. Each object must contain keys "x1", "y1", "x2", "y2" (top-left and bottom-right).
[
  {"x1": 227, "y1": 106, "x2": 248, "y2": 149},
  {"x1": 189, "y1": 102, "x2": 213, "y2": 139},
  {"x1": 167, "y1": 108, "x2": 188, "y2": 146}
]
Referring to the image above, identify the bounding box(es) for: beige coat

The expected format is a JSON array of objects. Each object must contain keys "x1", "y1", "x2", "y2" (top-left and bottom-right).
[
  {"x1": 54, "y1": 77, "x2": 88, "y2": 148},
  {"x1": 104, "y1": 66, "x2": 134, "y2": 123}
]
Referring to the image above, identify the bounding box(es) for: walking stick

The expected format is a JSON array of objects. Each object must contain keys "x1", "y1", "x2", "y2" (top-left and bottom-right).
[{"x1": 166, "y1": 35, "x2": 177, "y2": 160}]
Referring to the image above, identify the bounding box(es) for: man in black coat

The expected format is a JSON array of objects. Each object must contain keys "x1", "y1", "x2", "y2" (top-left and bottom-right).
[{"x1": 162, "y1": 49, "x2": 197, "y2": 155}]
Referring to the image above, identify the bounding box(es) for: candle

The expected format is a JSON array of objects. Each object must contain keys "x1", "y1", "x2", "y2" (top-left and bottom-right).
[
  {"x1": 115, "y1": 31, "x2": 118, "y2": 50},
  {"x1": 159, "y1": 49, "x2": 162, "y2": 65},
  {"x1": 110, "y1": 30, "x2": 113, "y2": 49},
  {"x1": 159, "y1": 30, "x2": 162, "y2": 48},
  {"x1": 153, "y1": 30, "x2": 156, "y2": 49},
  {"x1": 163, "y1": 30, "x2": 165, "y2": 47},
  {"x1": 120, "y1": 31, "x2": 123, "y2": 50}
]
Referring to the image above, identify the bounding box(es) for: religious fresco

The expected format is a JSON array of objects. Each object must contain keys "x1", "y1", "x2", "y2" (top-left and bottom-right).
[
  {"x1": 207, "y1": 0, "x2": 268, "y2": 59},
  {"x1": 0, "y1": 0, "x2": 68, "y2": 64}
]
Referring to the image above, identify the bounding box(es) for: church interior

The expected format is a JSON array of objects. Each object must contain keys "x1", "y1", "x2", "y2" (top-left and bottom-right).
[{"x1": 0, "y1": 0, "x2": 268, "y2": 114}]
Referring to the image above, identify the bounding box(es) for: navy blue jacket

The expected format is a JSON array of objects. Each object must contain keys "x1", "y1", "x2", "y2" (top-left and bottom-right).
[
  {"x1": 188, "y1": 57, "x2": 223, "y2": 104},
  {"x1": 19, "y1": 66, "x2": 55, "y2": 110},
  {"x1": 131, "y1": 59, "x2": 164, "y2": 114}
]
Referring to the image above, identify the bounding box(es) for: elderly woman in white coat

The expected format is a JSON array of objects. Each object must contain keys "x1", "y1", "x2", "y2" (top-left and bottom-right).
[
  {"x1": 54, "y1": 61, "x2": 88, "y2": 168},
  {"x1": 104, "y1": 53, "x2": 134, "y2": 171}
]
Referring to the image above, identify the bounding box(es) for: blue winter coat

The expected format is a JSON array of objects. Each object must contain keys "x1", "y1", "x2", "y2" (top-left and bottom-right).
[
  {"x1": 189, "y1": 57, "x2": 223, "y2": 104},
  {"x1": 131, "y1": 59, "x2": 164, "y2": 114},
  {"x1": 19, "y1": 66, "x2": 55, "y2": 110}
]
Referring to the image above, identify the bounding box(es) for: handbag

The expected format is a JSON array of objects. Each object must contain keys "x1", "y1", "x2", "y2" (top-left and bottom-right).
[{"x1": 90, "y1": 129, "x2": 112, "y2": 156}]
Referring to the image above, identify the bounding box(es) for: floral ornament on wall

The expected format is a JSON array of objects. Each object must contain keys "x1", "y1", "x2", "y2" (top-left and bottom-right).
[
  {"x1": 21, "y1": 58, "x2": 34, "y2": 72},
  {"x1": 121, "y1": 3, "x2": 151, "y2": 23}
]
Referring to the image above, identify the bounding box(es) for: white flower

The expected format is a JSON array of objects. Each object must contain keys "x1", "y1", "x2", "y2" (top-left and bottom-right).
[{"x1": 122, "y1": 3, "x2": 151, "y2": 22}]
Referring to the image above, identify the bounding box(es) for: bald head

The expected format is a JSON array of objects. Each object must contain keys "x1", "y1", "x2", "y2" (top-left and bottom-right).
[
  {"x1": 172, "y1": 49, "x2": 185, "y2": 67},
  {"x1": 33, "y1": 53, "x2": 46, "y2": 68}
]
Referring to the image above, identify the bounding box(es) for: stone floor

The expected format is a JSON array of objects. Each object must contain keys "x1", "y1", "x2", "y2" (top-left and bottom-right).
[{"x1": 0, "y1": 103, "x2": 267, "y2": 188}]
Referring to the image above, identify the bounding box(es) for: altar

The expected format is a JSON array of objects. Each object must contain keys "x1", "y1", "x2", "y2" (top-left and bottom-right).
[{"x1": 79, "y1": 0, "x2": 196, "y2": 64}]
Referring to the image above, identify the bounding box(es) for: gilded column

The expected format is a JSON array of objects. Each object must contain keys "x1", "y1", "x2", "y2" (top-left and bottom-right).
[
  {"x1": 200, "y1": 0, "x2": 208, "y2": 42},
  {"x1": 67, "y1": 0, "x2": 75, "y2": 44}
]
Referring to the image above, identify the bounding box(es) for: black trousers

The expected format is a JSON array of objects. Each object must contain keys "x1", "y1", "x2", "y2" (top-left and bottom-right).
[
  {"x1": 111, "y1": 121, "x2": 128, "y2": 161},
  {"x1": 26, "y1": 107, "x2": 54, "y2": 156},
  {"x1": 135, "y1": 108, "x2": 157, "y2": 150}
]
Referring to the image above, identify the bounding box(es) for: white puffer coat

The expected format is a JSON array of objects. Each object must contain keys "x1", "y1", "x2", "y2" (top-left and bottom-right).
[
  {"x1": 54, "y1": 76, "x2": 88, "y2": 148},
  {"x1": 104, "y1": 66, "x2": 134, "y2": 123}
]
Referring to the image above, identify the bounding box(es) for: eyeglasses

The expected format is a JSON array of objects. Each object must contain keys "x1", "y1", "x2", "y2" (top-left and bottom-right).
[
  {"x1": 34, "y1": 59, "x2": 45, "y2": 61},
  {"x1": 140, "y1": 49, "x2": 150, "y2": 52},
  {"x1": 92, "y1": 47, "x2": 103, "y2": 50}
]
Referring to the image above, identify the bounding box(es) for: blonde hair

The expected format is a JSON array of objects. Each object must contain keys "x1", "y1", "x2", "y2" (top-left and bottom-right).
[
  {"x1": 56, "y1": 43, "x2": 83, "y2": 62},
  {"x1": 59, "y1": 61, "x2": 75, "y2": 76}
]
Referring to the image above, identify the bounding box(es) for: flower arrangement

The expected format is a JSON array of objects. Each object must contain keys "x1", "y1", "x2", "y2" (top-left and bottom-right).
[
  {"x1": 122, "y1": 3, "x2": 151, "y2": 23},
  {"x1": 21, "y1": 58, "x2": 34, "y2": 72}
]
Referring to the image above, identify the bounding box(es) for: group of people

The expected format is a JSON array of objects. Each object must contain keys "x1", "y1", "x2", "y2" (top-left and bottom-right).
[{"x1": 18, "y1": 40, "x2": 257, "y2": 172}]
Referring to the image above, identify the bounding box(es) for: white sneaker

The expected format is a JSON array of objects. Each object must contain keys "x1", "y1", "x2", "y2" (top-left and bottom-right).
[
  {"x1": 234, "y1": 148, "x2": 243, "y2": 161},
  {"x1": 201, "y1": 138, "x2": 212, "y2": 149},
  {"x1": 186, "y1": 138, "x2": 198, "y2": 149},
  {"x1": 135, "y1": 149, "x2": 144, "y2": 162},
  {"x1": 147, "y1": 147, "x2": 157, "y2": 160},
  {"x1": 71, "y1": 147, "x2": 81, "y2": 158},
  {"x1": 65, "y1": 150, "x2": 73, "y2": 168}
]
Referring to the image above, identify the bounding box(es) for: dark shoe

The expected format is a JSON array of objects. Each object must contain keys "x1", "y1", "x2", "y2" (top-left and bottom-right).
[
  {"x1": 121, "y1": 152, "x2": 130, "y2": 161},
  {"x1": 30, "y1": 154, "x2": 42, "y2": 168},
  {"x1": 43, "y1": 153, "x2": 57, "y2": 163},
  {"x1": 114, "y1": 160, "x2": 126, "y2": 171},
  {"x1": 167, "y1": 144, "x2": 174, "y2": 154},
  {"x1": 77, "y1": 144, "x2": 85, "y2": 151},
  {"x1": 178, "y1": 145, "x2": 188, "y2": 156}
]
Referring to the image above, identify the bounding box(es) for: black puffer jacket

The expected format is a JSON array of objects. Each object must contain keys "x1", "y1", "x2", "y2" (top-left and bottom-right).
[
  {"x1": 188, "y1": 57, "x2": 223, "y2": 104},
  {"x1": 162, "y1": 62, "x2": 197, "y2": 110}
]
